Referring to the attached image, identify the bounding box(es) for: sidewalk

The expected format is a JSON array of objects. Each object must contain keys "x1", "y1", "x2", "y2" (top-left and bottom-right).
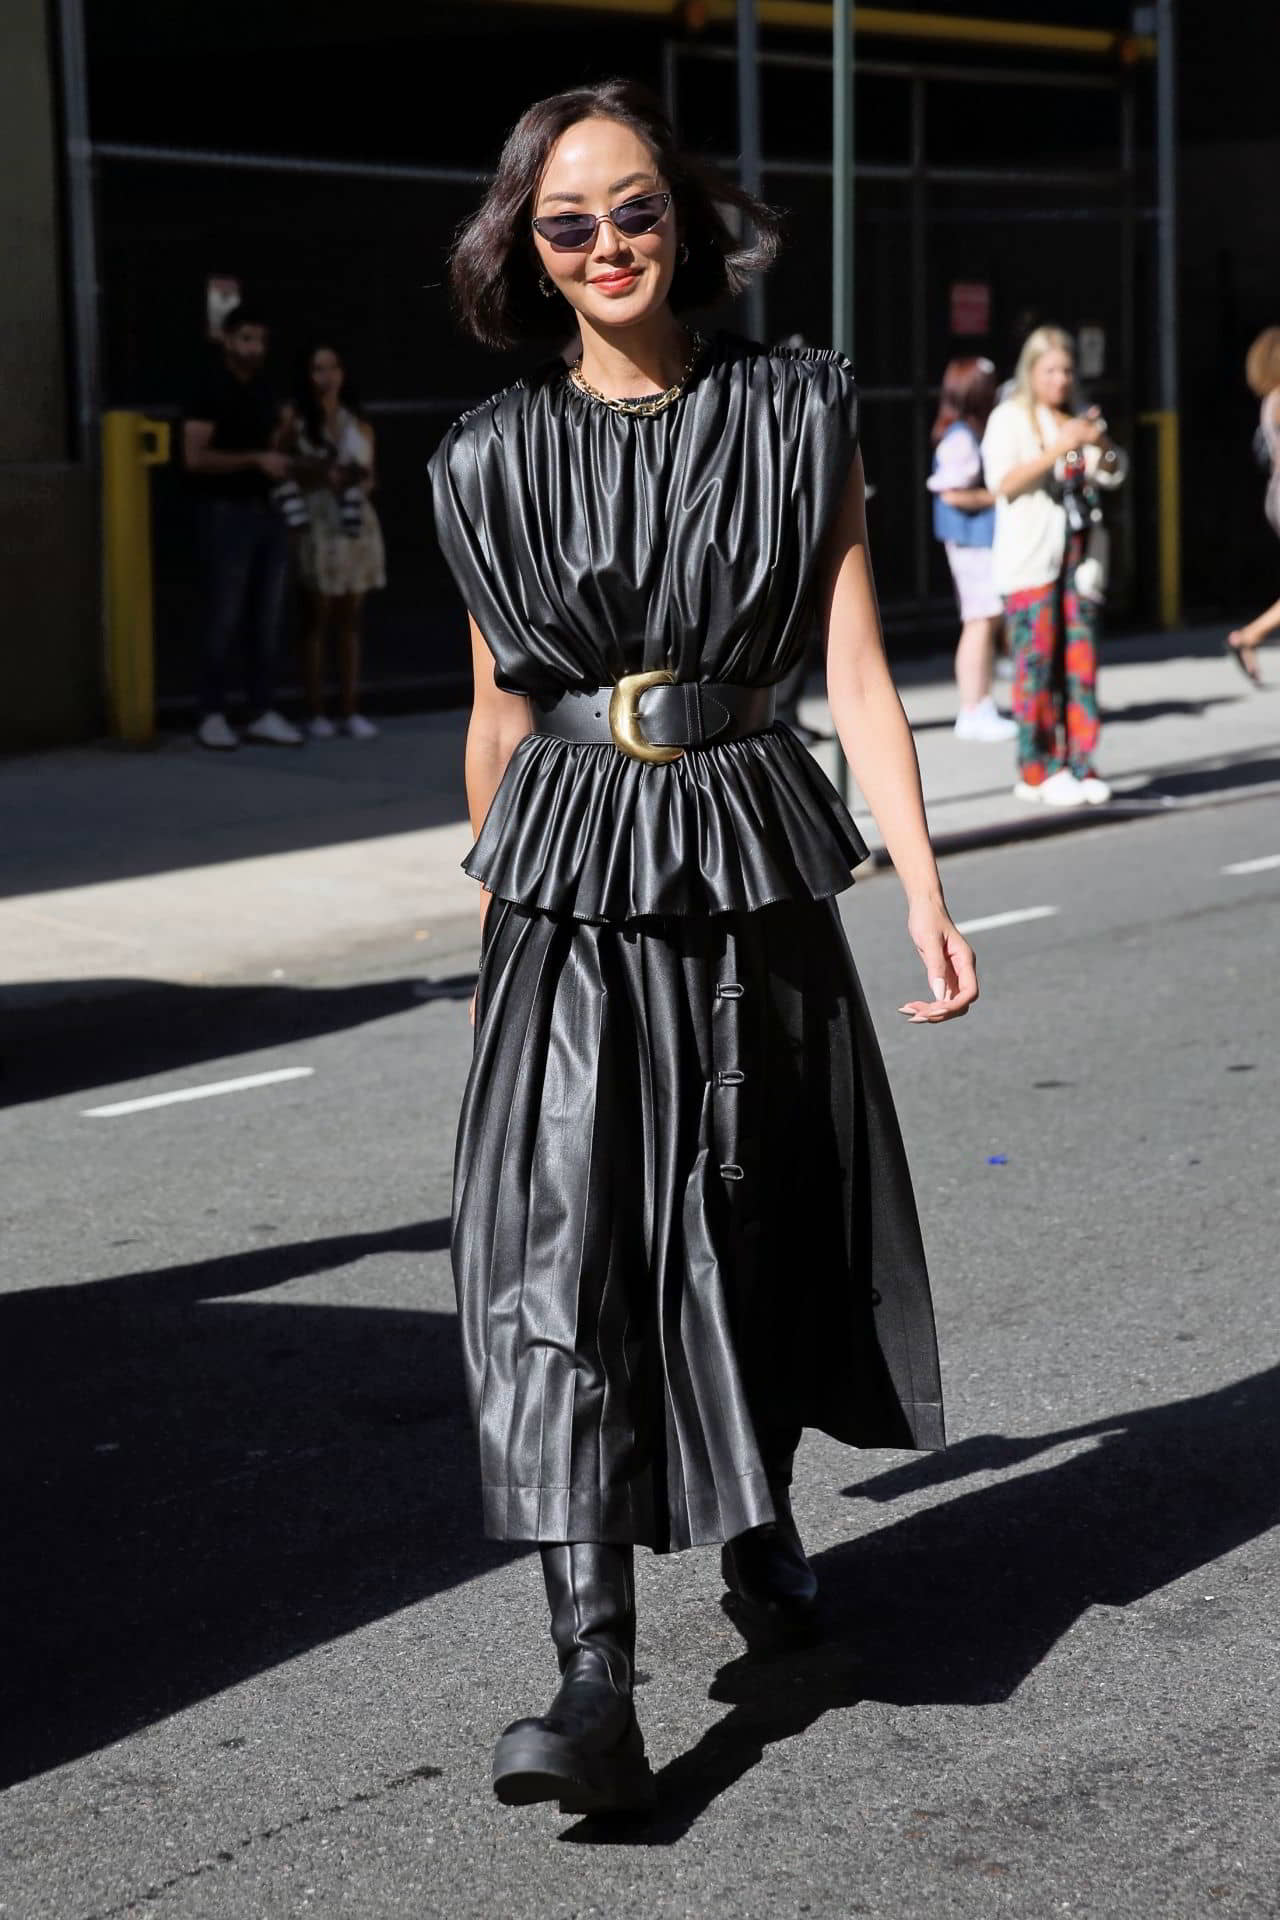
[{"x1": 3, "y1": 628, "x2": 1276, "y2": 1001}]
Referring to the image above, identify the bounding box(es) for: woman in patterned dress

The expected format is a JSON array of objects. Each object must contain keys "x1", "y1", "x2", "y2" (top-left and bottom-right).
[{"x1": 288, "y1": 344, "x2": 385, "y2": 739}]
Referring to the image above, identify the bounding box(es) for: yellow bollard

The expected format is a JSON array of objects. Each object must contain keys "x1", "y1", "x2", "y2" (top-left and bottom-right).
[
  {"x1": 102, "y1": 410, "x2": 170, "y2": 743},
  {"x1": 1138, "y1": 409, "x2": 1182, "y2": 631}
]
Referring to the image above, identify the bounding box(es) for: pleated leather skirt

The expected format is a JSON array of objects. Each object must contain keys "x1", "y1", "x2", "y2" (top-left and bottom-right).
[{"x1": 452, "y1": 895, "x2": 945, "y2": 1554}]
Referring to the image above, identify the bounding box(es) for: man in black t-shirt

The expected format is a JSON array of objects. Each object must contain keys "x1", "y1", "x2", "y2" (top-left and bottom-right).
[{"x1": 182, "y1": 305, "x2": 303, "y2": 749}]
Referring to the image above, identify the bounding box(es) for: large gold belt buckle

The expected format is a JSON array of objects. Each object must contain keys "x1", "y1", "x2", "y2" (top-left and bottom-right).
[{"x1": 608, "y1": 669, "x2": 684, "y2": 764}]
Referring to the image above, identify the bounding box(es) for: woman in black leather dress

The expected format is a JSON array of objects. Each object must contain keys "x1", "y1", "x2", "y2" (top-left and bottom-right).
[{"x1": 429, "y1": 79, "x2": 978, "y2": 1816}]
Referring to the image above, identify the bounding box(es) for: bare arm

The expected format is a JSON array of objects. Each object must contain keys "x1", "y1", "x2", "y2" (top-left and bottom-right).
[
  {"x1": 996, "y1": 410, "x2": 1105, "y2": 501},
  {"x1": 993, "y1": 445, "x2": 1058, "y2": 501},
  {"x1": 465, "y1": 613, "x2": 532, "y2": 933},
  {"x1": 357, "y1": 420, "x2": 377, "y2": 492},
  {"x1": 182, "y1": 418, "x2": 289, "y2": 480},
  {"x1": 821, "y1": 452, "x2": 977, "y2": 1023},
  {"x1": 277, "y1": 407, "x2": 327, "y2": 487},
  {"x1": 939, "y1": 486, "x2": 995, "y2": 510}
]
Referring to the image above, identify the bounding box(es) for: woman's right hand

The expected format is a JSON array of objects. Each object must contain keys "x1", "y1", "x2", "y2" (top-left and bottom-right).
[{"x1": 1052, "y1": 410, "x2": 1105, "y2": 459}]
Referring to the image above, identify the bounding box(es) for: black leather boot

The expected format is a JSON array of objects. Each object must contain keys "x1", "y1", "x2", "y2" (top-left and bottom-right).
[
  {"x1": 492, "y1": 1543, "x2": 656, "y2": 1814},
  {"x1": 721, "y1": 1439, "x2": 820, "y2": 1649}
]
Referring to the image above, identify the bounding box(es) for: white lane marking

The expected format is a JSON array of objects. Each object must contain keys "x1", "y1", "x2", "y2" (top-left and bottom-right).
[
  {"x1": 955, "y1": 906, "x2": 1059, "y2": 935},
  {"x1": 1222, "y1": 854, "x2": 1280, "y2": 876},
  {"x1": 84, "y1": 1067, "x2": 314, "y2": 1119}
]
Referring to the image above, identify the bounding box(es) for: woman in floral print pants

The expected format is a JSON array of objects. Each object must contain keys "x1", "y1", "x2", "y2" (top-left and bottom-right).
[
  {"x1": 1003, "y1": 531, "x2": 1098, "y2": 787},
  {"x1": 982, "y1": 327, "x2": 1128, "y2": 808}
]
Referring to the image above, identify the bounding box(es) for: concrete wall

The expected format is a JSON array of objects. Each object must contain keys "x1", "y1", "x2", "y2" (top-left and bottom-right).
[{"x1": 0, "y1": 0, "x2": 102, "y2": 749}]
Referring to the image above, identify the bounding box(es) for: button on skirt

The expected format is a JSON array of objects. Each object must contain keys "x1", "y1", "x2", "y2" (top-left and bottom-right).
[{"x1": 452, "y1": 894, "x2": 944, "y2": 1553}]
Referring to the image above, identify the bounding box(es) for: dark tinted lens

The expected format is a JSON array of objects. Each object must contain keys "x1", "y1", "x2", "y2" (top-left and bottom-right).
[
  {"x1": 612, "y1": 193, "x2": 668, "y2": 236},
  {"x1": 538, "y1": 214, "x2": 597, "y2": 251}
]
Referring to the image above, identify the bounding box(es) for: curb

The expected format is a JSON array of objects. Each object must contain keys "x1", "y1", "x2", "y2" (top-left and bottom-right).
[
  {"x1": 5, "y1": 771, "x2": 1276, "y2": 1027},
  {"x1": 865, "y1": 774, "x2": 1280, "y2": 869}
]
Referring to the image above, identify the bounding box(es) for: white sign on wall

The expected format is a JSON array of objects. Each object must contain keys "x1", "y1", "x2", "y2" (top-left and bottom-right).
[
  {"x1": 206, "y1": 276, "x2": 242, "y2": 338},
  {"x1": 1077, "y1": 324, "x2": 1106, "y2": 380}
]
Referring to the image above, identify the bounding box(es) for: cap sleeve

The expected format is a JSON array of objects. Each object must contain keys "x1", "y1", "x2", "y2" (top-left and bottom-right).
[
  {"x1": 771, "y1": 342, "x2": 859, "y2": 469},
  {"x1": 427, "y1": 386, "x2": 526, "y2": 663}
]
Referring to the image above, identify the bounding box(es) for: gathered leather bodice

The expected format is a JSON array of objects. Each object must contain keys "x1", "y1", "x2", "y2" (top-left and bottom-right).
[{"x1": 428, "y1": 330, "x2": 868, "y2": 921}]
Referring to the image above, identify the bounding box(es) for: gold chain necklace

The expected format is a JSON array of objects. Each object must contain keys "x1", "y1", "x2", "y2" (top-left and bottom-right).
[{"x1": 569, "y1": 329, "x2": 706, "y2": 418}]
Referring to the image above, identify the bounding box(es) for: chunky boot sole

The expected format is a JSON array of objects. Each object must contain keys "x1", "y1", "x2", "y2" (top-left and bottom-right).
[
  {"x1": 492, "y1": 1720, "x2": 656, "y2": 1815},
  {"x1": 721, "y1": 1585, "x2": 821, "y2": 1654}
]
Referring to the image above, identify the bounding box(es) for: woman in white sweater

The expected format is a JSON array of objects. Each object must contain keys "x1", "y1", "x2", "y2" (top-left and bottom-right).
[{"x1": 982, "y1": 327, "x2": 1128, "y2": 807}]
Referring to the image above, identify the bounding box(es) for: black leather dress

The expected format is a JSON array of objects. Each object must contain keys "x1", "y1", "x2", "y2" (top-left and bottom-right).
[{"x1": 429, "y1": 332, "x2": 944, "y2": 1553}]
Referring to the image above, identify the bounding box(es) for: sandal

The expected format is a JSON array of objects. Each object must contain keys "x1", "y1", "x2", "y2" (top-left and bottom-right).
[{"x1": 1226, "y1": 631, "x2": 1263, "y2": 685}]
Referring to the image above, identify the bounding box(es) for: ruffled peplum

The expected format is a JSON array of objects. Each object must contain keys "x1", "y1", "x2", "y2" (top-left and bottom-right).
[
  {"x1": 429, "y1": 330, "x2": 868, "y2": 922},
  {"x1": 464, "y1": 722, "x2": 869, "y2": 922}
]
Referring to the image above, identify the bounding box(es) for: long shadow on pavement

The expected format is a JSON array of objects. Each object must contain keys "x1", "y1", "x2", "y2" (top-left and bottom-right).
[
  {"x1": 1118, "y1": 750, "x2": 1280, "y2": 803},
  {"x1": 911, "y1": 694, "x2": 1243, "y2": 736},
  {"x1": 0, "y1": 1222, "x2": 522, "y2": 1789},
  {"x1": 0, "y1": 974, "x2": 476, "y2": 1110},
  {"x1": 565, "y1": 1363, "x2": 1280, "y2": 1845},
  {"x1": 10, "y1": 1220, "x2": 1277, "y2": 1819}
]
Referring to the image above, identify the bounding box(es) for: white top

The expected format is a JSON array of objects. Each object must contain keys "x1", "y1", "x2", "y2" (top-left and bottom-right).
[
  {"x1": 981, "y1": 398, "x2": 1128, "y2": 595},
  {"x1": 925, "y1": 422, "x2": 984, "y2": 493},
  {"x1": 297, "y1": 405, "x2": 371, "y2": 474},
  {"x1": 1262, "y1": 393, "x2": 1280, "y2": 538},
  {"x1": 1260, "y1": 391, "x2": 1280, "y2": 467}
]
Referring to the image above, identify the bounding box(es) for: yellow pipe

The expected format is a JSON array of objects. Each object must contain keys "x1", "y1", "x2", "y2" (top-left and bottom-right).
[
  {"x1": 491, "y1": 0, "x2": 1155, "y2": 58},
  {"x1": 1139, "y1": 409, "x2": 1182, "y2": 630},
  {"x1": 102, "y1": 410, "x2": 170, "y2": 744}
]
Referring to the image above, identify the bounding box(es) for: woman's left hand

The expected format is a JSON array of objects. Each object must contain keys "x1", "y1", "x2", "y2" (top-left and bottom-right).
[{"x1": 899, "y1": 901, "x2": 979, "y2": 1023}]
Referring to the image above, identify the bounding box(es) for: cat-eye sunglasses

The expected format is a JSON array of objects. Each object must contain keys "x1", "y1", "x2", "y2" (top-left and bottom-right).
[{"x1": 531, "y1": 190, "x2": 672, "y2": 253}]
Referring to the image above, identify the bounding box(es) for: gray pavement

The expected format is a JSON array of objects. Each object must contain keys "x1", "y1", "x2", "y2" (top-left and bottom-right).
[
  {"x1": 2, "y1": 794, "x2": 1278, "y2": 1917},
  {"x1": 3, "y1": 625, "x2": 1278, "y2": 1000}
]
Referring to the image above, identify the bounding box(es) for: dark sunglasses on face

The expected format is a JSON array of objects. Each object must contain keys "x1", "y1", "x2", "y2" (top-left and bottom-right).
[{"x1": 531, "y1": 190, "x2": 672, "y2": 253}]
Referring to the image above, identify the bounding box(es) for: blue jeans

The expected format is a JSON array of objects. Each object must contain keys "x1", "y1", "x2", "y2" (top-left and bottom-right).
[{"x1": 196, "y1": 499, "x2": 289, "y2": 718}]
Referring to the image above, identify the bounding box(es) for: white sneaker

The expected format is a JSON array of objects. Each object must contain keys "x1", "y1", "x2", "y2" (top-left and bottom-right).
[
  {"x1": 1076, "y1": 774, "x2": 1112, "y2": 805},
  {"x1": 1038, "y1": 768, "x2": 1089, "y2": 808},
  {"x1": 1014, "y1": 770, "x2": 1087, "y2": 807},
  {"x1": 196, "y1": 712, "x2": 238, "y2": 751},
  {"x1": 341, "y1": 713, "x2": 379, "y2": 740},
  {"x1": 245, "y1": 709, "x2": 304, "y2": 747},
  {"x1": 306, "y1": 715, "x2": 337, "y2": 739},
  {"x1": 954, "y1": 697, "x2": 1018, "y2": 744}
]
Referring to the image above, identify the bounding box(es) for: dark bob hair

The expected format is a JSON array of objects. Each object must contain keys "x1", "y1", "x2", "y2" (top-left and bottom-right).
[
  {"x1": 930, "y1": 356, "x2": 999, "y2": 445},
  {"x1": 448, "y1": 78, "x2": 783, "y2": 351}
]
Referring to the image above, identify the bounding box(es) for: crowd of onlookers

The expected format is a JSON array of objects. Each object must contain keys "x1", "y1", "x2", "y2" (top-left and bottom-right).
[
  {"x1": 180, "y1": 304, "x2": 1280, "y2": 785},
  {"x1": 929, "y1": 321, "x2": 1280, "y2": 807},
  {"x1": 181, "y1": 304, "x2": 385, "y2": 753},
  {"x1": 927, "y1": 325, "x2": 1128, "y2": 809}
]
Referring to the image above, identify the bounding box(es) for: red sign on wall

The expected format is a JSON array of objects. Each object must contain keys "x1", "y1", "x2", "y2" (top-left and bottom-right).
[{"x1": 949, "y1": 282, "x2": 991, "y2": 336}]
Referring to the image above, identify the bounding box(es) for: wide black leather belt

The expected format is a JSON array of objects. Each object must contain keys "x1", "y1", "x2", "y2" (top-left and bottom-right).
[{"x1": 531, "y1": 671, "x2": 776, "y2": 766}]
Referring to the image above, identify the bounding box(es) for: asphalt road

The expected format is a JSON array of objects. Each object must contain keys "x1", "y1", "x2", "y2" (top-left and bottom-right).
[{"x1": 2, "y1": 797, "x2": 1278, "y2": 1920}]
